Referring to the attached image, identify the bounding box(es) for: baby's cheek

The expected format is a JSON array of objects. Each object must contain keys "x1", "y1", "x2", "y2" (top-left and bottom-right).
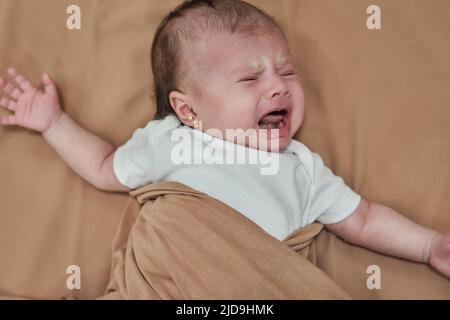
[
  {"x1": 224, "y1": 108, "x2": 254, "y2": 130},
  {"x1": 293, "y1": 87, "x2": 305, "y2": 113},
  {"x1": 229, "y1": 117, "x2": 252, "y2": 131},
  {"x1": 294, "y1": 85, "x2": 305, "y2": 104}
]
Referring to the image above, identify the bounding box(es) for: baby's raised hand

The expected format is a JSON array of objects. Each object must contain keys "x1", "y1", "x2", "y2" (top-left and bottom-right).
[
  {"x1": 429, "y1": 234, "x2": 450, "y2": 278},
  {"x1": 0, "y1": 67, "x2": 62, "y2": 133}
]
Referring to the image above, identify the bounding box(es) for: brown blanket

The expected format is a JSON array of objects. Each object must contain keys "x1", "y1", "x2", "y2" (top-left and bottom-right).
[{"x1": 99, "y1": 181, "x2": 351, "y2": 300}]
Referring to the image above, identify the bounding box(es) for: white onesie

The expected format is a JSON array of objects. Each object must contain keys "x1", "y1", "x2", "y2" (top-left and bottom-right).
[{"x1": 113, "y1": 114, "x2": 361, "y2": 241}]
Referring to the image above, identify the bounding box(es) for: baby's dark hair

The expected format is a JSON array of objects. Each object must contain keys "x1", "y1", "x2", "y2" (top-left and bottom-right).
[{"x1": 150, "y1": 0, "x2": 284, "y2": 120}]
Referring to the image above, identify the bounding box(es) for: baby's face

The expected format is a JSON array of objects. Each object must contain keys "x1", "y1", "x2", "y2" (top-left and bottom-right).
[{"x1": 177, "y1": 30, "x2": 304, "y2": 152}]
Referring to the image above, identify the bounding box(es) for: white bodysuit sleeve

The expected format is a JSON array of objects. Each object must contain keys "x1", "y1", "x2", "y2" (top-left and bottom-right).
[
  {"x1": 307, "y1": 152, "x2": 362, "y2": 224},
  {"x1": 113, "y1": 122, "x2": 156, "y2": 189}
]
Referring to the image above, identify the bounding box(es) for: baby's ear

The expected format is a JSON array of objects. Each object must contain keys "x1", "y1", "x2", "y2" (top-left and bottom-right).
[{"x1": 169, "y1": 90, "x2": 196, "y2": 125}]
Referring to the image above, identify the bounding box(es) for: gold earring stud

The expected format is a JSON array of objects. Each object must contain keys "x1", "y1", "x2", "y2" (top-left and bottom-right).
[{"x1": 187, "y1": 114, "x2": 194, "y2": 122}]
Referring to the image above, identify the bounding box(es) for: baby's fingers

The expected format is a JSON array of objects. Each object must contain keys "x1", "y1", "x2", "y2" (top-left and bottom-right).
[
  {"x1": 0, "y1": 96, "x2": 17, "y2": 111},
  {"x1": 42, "y1": 72, "x2": 57, "y2": 96},
  {"x1": 7, "y1": 67, "x2": 32, "y2": 91},
  {"x1": 0, "y1": 76, "x2": 21, "y2": 100},
  {"x1": 0, "y1": 115, "x2": 17, "y2": 126}
]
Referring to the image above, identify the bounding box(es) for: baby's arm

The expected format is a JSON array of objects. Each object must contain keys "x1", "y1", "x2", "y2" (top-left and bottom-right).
[
  {"x1": 42, "y1": 112, "x2": 131, "y2": 192},
  {"x1": 326, "y1": 198, "x2": 450, "y2": 277},
  {"x1": 0, "y1": 67, "x2": 131, "y2": 193}
]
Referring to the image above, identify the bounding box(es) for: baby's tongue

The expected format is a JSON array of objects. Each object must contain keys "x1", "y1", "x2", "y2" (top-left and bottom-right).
[{"x1": 259, "y1": 114, "x2": 284, "y2": 129}]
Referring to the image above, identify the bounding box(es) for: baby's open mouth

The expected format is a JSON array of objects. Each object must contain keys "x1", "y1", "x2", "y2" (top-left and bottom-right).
[{"x1": 258, "y1": 109, "x2": 288, "y2": 129}]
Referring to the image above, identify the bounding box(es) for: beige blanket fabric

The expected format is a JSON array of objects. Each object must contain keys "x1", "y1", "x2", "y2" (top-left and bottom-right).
[{"x1": 100, "y1": 181, "x2": 351, "y2": 300}]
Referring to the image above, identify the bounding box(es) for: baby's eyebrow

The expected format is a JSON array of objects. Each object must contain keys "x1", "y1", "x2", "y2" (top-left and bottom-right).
[
  {"x1": 232, "y1": 57, "x2": 294, "y2": 75},
  {"x1": 275, "y1": 56, "x2": 289, "y2": 69}
]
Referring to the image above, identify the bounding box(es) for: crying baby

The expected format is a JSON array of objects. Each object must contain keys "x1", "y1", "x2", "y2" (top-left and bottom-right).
[{"x1": 1, "y1": 0, "x2": 449, "y2": 278}]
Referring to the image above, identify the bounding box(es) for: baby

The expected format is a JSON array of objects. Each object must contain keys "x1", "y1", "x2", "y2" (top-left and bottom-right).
[{"x1": 0, "y1": 0, "x2": 449, "y2": 280}]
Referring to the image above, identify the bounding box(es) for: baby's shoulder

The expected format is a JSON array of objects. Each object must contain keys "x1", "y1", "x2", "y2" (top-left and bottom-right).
[
  {"x1": 122, "y1": 114, "x2": 181, "y2": 148},
  {"x1": 145, "y1": 114, "x2": 181, "y2": 137}
]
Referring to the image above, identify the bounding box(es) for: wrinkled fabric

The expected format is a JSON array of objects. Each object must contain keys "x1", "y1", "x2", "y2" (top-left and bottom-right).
[{"x1": 99, "y1": 181, "x2": 351, "y2": 300}]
